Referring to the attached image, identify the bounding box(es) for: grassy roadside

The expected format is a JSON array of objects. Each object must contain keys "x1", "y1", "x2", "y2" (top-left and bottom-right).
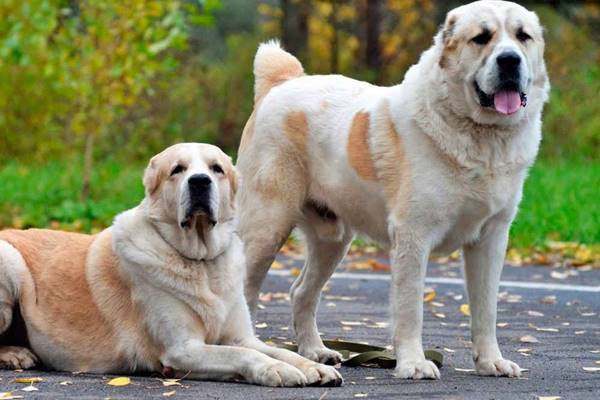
[{"x1": 0, "y1": 158, "x2": 598, "y2": 262}]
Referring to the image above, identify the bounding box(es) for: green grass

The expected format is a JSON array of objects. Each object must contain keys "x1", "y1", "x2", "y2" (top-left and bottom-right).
[
  {"x1": 0, "y1": 158, "x2": 598, "y2": 247},
  {"x1": 0, "y1": 159, "x2": 144, "y2": 232},
  {"x1": 510, "y1": 159, "x2": 600, "y2": 247}
]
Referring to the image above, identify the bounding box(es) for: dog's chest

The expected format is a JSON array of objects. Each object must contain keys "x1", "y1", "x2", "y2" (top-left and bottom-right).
[{"x1": 434, "y1": 172, "x2": 518, "y2": 253}]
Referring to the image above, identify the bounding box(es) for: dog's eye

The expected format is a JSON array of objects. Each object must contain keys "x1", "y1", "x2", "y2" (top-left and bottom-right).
[
  {"x1": 210, "y1": 164, "x2": 224, "y2": 174},
  {"x1": 471, "y1": 31, "x2": 492, "y2": 45},
  {"x1": 516, "y1": 30, "x2": 531, "y2": 42},
  {"x1": 170, "y1": 164, "x2": 185, "y2": 176}
]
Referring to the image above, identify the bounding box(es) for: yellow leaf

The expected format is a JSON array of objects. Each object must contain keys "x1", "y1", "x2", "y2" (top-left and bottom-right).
[
  {"x1": 107, "y1": 377, "x2": 131, "y2": 386},
  {"x1": 0, "y1": 393, "x2": 23, "y2": 400},
  {"x1": 289, "y1": 267, "x2": 301, "y2": 277},
  {"x1": 460, "y1": 304, "x2": 471, "y2": 316},
  {"x1": 14, "y1": 377, "x2": 43, "y2": 384},
  {"x1": 271, "y1": 261, "x2": 284, "y2": 270},
  {"x1": 163, "y1": 390, "x2": 177, "y2": 397},
  {"x1": 423, "y1": 289, "x2": 436, "y2": 303},
  {"x1": 520, "y1": 335, "x2": 539, "y2": 343}
]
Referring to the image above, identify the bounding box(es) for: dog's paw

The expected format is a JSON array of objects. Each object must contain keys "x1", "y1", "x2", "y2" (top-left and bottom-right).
[
  {"x1": 254, "y1": 361, "x2": 307, "y2": 387},
  {"x1": 394, "y1": 359, "x2": 440, "y2": 380},
  {"x1": 0, "y1": 346, "x2": 38, "y2": 370},
  {"x1": 298, "y1": 362, "x2": 343, "y2": 386},
  {"x1": 475, "y1": 357, "x2": 521, "y2": 377},
  {"x1": 298, "y1": 345, "x2": 343, "y2": 365}
]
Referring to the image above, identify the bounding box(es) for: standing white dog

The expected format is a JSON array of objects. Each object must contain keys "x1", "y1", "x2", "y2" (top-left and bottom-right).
[
  {"x1": 237, "y1": 0, "x2": 549, "y2": 379},
  {"x1": 0, "y1": 143, "x2": 342, "y2": 387}
]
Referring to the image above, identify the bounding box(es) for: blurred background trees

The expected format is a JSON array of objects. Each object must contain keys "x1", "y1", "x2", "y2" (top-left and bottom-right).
[
  {"x1": 1, "y1": 0, "x2": 598, "y2": 165},
  {"x1": 0, "y1": 0, "x2": 598, "y2": 246}
]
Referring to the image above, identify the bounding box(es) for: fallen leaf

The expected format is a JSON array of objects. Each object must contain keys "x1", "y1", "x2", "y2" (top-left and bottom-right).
[
  {"x1": 517, "y1": 348, "x2": 532, "y2": 356},
  {"x1": 540, "y1": 295, "x2": 557, "y2": 304},
  {"x1": 538, "y1": 397, "x2": 561, "y2": 400},
  {"x1": 460, "y1": 304, "x2": 471, "y2": 316},
  {"x1": 434, "y1": 312, "x2": 446, "y2": 319},
  {"x1": 595, "y1": 361, "x2": 600, "y2": 365},
  {"x1": 364, "y1": 376, "x2": 376, "y2": 380},
  {"x1": 14, "y1": 378, "x2": 42, "y2": 384},
  {"x1": 0, "y1": 393, "x2": 23, "y2": 400},
  {"x1": 354, "y1": 394, "x2": 368, "y2": 398},
  {"x1": 527, "y1": 310, "x2": 544, "y2": 317},
  {"x1": 582, "y1": 367, "x2": 600, "y2": 372},
  {"x1": 454, "y1": 368, "x2": 476, "y2": 372},
  {"x1": 271, "y1": 261, "x2": 284, "y2": 270},
  {"x1": 536, "y1": 327, "x2": 559, "y2": 333},
  {"x1": 59, "y1": 381, "x2": 73, "y2": 386},
  {"x1": 20, "y1": 386, "x2": 37, "y2": 392},
  {"x1": 289, "y1": 267, "x2": 301, "y2": 277},
  {"x1": 163, "y1": 390, "x2": 177, "y2": 397},
  {"x1": 423, "y1": 289, "x2": 436, "y2": 303},
  {"x1": 341, "y1": 321, "x2": 363, "y2": 326},
  {"x1": 443, "y1": 348, "x2": 455, "y2": 353},
  {"x1": 589, "y1": 350, "x2": 600, "y2": 354},
  {"x1": 160, "y1": 379, "x2": 182, "y2": 387},
  {"x1": 107, "y1": 377, "x2": 131, "y2": 386},
  {"x1": 575, "y1": 330, "x2": 586, "y2": 335},
  {"x1": 431, "y1": 301, "x2": 445, "y2": 308},
  {"x1": 497, "y1": 322, "x2": 509, "y2": 328},
  {"x1": 255, "y1": 322, "x2": 268, "y2": 329},
  {"x1": 520, "y1": 335, "x2": 539, "y2": 343}
]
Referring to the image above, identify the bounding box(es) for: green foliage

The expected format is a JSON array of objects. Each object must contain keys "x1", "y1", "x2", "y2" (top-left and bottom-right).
[
  {"x1": 510, "y1": 160, "x2": 600, "y2": 247},
  {"x1": 0, "y1": 159, "x2": 144, "y2": 232}
]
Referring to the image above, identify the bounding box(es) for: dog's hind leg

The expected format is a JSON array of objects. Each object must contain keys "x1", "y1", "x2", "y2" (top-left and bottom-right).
[
  {"x1": 289, "y1": 220, "x2": 353, "y2": 365},
  {"x1": 0, "y1": 240, "x2": 38, "y2": 370},
  {"x1": 238, "y1": 199, "x2": 297, "y2": 315}
]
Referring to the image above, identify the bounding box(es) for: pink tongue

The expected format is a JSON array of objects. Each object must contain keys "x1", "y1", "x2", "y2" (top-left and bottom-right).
[{"x1": 493, "y1": 90, "x2": 521, "y2": 115}]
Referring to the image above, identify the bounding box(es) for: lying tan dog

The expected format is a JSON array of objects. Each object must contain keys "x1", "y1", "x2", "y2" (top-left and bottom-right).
[
  {"x1": 0, "y1": 143, "x2": 341, "y2": 387},
  {"x1": 237, "y1": 0, "x2": 549, "y2": 379}
]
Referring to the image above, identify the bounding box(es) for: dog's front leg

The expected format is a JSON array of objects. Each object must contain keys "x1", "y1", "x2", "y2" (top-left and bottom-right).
[
  {"x1": 161, "y1": 340, "x2": 308, "y2": 387},
  {"x1": 463, "y1": 213, "x2": 521, "y2": 377},
  {"x1": 389, "y1": 226, "x2": 440, "y2": 380}
]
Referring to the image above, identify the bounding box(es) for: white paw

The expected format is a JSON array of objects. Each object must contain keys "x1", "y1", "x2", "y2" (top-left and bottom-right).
[
  {"x1": 0, "y1": 346, "x2": 38, "y2": 370},
  {"x1": 299, "y1": 362, "x2": 343, "y2": 386},
  {"x1": 298, "y1": 346, "x2": 343, "y2": 365},
  {"x1": 475, "y1": 357, "x2": 521, "y2": 377},
  {"x1": 394, "y1": 359, "x2": 440, "y2": 380},
  {"x1": 254, "y1": 361, "x2": 308, "y2": 387}
]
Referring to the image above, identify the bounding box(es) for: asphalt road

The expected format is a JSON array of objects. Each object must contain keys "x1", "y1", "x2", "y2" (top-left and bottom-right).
[{"x1": 1, "y1": 255, "x2": 599, "y2": 399}]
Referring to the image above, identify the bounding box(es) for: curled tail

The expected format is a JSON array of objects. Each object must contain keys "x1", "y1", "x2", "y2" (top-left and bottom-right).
[{"x1": 253, "y1": 40, "x2": 304, "y2": 103}]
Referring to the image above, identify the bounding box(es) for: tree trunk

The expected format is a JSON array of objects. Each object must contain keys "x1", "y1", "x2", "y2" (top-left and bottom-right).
[
  {"x1": 281, "y1": 0, "x2": 310, "y2": 62},
  {"x1": 330, "y1": 0, "x2": 339, "y2": 73},
  {"x1": 80, "y1": 133, "x2": 94, "y2": 202},
  {"x1": 366, "y1": 0, "x2": 382, "y2": 76}
]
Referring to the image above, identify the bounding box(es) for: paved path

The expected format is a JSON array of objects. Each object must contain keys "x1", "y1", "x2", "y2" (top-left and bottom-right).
[{"x1": 1, "y1": 255, "x2": 599, "y2": 399}]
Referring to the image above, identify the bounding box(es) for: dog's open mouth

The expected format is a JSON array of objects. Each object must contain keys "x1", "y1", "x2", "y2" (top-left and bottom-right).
[{"x1": 475, "y1": 81, "x2": 527, "y2": 115}]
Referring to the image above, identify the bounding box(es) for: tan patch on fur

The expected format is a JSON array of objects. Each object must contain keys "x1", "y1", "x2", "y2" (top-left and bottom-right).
[
  {"x1": 347, "y1": 112, "x2": 377, "y2": 181},
  {"x1": 283, "y1": 111, "x2": 309, "y2": 152},
  {"x1": 0, "y1": 229, "x2": 125, "y2": 371},
  {"x1": 0, "y1": 229, "x2": 162, "y2": 372},
  {"x1": 372, "y1": 103, "x2": 411, "y2": 217}
]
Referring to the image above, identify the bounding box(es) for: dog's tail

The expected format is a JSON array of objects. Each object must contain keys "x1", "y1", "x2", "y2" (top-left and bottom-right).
[{"x1": 253, "y1": 40, "x2": 304, "y2": 104}]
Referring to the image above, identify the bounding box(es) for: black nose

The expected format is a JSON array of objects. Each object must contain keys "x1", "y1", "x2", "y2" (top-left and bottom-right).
[
  {"x1": 496, "y1": 51, "x2": 521, "y2": 71},
  {"x1": 188, "y1": 173, "x2": 212, "y2": 190}
]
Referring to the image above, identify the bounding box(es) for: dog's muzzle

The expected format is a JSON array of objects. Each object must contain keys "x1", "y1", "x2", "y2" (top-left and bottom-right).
[
  {"x1": 475, "y1": 51, "x2": 527, "y2": 115},
  {"x1": 181, "y1": 173, "x2": 216, "y2": 228}
]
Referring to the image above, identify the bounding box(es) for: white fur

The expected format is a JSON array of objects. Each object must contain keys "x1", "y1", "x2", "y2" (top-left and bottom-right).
[{"x1": 238, "y1": 0, "x2": 549, "y2": 379}]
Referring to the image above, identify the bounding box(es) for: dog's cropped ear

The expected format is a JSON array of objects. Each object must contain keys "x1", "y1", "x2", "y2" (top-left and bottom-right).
[
  {"x1": 143, "y1": 157, "x2": 161, "y2": 196},
  {"x1": 438, "y1": 13, "x2": 458, "y2": 69}
]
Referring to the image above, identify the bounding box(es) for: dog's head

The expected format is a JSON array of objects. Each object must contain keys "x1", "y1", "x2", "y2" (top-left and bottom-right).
[
  {"x1": 436, "y1": 0, "x2": 549, "y2": 125},
  {"x1": 143, "y1": 143, "x2": 238, "y2": 232}
]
